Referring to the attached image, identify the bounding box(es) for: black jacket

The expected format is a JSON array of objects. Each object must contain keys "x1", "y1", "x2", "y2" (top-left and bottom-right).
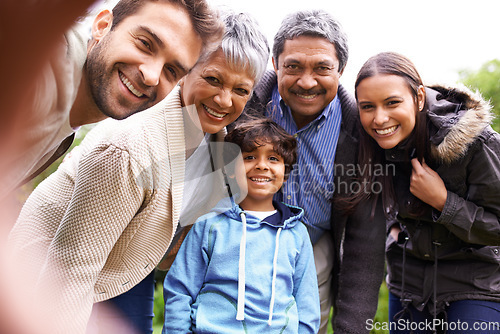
[
  {"x1": 236, "y1": 70, "x2": 387, "y2": 333},
  {"x1": 386, "y1": 84, "x2": 500, "y2": 315}
]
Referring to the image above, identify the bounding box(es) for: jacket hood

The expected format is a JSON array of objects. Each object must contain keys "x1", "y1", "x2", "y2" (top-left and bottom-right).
[
  {"x1": 426, "y1": 84, "x2": 493, "y2": 164},
  {"x1": 211, "y1": 196, "x2": 304, "y2": 229}
]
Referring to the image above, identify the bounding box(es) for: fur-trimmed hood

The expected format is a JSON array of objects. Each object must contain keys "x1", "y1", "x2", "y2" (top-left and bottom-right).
[{"x1": 426, "y1": 84, "x2": 493, "y2": 164}]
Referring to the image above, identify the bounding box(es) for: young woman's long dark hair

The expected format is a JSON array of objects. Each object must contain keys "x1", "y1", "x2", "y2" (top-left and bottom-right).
[{"x1": 338, "y1": 52, "x2": 430, "y2": 218}]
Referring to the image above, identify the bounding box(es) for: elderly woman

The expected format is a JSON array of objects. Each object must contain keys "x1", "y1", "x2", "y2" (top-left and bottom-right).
[{"x1": 7, "y1": 12, "x2": 269, "y2": 334}]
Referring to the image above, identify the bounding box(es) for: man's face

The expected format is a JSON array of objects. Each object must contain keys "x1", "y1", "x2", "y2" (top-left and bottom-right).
[
  {"x1": 273, "y1": 36, "x2": 343, "y2": 129},
  {"x1": 86, "y1": 1, "x2": 203, "y2": 120}
]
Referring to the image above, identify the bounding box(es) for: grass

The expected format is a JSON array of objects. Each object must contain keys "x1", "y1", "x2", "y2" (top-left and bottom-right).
[{"x1": 153, "y1": 279, "x2": 390, "y2": 333}]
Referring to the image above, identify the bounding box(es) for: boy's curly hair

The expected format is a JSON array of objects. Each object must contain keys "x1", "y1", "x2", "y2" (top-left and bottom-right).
[{"x1": 224, "y1": 115, "x2": 297, "y2": 179}]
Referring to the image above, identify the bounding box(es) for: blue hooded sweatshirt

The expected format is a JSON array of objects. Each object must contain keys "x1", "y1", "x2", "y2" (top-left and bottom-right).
[{"x1": 163, "y1": 199, "x2": 320, "y2": 333}]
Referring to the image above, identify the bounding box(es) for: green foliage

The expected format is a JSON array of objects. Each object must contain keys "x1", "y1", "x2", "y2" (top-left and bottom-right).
[
  {"x1": 459, "y1": 59, "x2": 500, "y2": 132},
  {"x1": 153, "y1": 282, "x2": 165, "y2": 334},
  {"x1": 370, "y1": 282, "x2": 389, "y2": 334}
]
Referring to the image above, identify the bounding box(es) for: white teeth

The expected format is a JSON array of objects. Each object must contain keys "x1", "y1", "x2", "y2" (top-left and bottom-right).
[
  {"x1": 204, "y1": 105, "x2": 226, "y2": 118},
  {"x1": 251, "y1": 177, "x2": 271, "y2": 182},
  {"x1": 119, "y1": 73, "x2": 144, "y2": 98},
  {"x1": 296, "y1": 93, "x2": 317, "y2": 100},
  {"x1": 375, "y1": 125, "x2": 398, "y2": 135}
]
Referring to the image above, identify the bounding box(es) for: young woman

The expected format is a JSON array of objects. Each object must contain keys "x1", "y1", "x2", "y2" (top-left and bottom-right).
[{"x1": 352, "y1": 52, "x2": 500, "y2": 333}]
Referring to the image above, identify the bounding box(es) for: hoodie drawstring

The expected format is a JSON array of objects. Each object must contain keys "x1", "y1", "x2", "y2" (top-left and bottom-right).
[
  {"x1": 268, "y1": 227, "x2": 282, "y2": 326},
  {"x1": 236, "y1": 211, "x2": 283, "y2": 325},
  {"x1": 236, "y1": 212, "x2": 247, "y2": 321}
]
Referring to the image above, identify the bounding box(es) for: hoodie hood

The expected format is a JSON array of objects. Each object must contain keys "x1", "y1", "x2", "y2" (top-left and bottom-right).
[
  {"x1": 212, "y1": 197, "x2": 304, "y2": 230},
  {"x1": 426, "y1": 84, "x2": 493, "y2": 164}
]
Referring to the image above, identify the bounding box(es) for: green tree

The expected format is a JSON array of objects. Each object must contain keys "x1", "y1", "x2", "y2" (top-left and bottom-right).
[{"x1": 459, "y1": 59, "x2": 500, "y2": 132}]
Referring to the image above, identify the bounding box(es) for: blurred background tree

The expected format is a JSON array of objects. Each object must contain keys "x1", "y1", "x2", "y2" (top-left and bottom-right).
[{"x1": 459, "y1": 59, "x2": 500, "y2": 132}]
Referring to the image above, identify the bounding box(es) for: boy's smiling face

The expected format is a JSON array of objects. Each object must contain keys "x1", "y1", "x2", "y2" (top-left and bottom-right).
[{"x1": 238, "y1": 142, "x2": 285, "y2": 212}]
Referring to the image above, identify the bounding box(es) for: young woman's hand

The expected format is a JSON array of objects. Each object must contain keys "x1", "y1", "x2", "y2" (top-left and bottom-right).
[{"x1": 410, "y1": 158, "x2": 447, "y2": 211}]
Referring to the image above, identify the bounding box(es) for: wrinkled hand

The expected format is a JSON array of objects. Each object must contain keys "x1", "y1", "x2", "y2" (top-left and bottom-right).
[{"x1": 410, "y1": 158, "x2": 447, "y2": 211}]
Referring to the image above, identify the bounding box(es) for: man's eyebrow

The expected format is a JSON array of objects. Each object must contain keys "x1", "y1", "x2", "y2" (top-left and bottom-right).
[
  {"x1": 283, "y1": 58, "x2": 300, "y2": 64},
  {"x1": 139, "y1": 25, "x2": 165, "y2": 48},
  {"x1": 174, "y1": 60, "x2": 189, "y2": 75},
  {"x1": 317, "y1": 60, "x2": 335, "y2": 67},
  {"x1": 138, "y1": 25, "x2": 189, "y2": 74}
]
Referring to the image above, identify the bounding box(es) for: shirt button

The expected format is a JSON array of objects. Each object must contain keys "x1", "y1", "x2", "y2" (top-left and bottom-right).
[
  {"x1": 287, "y1": 195, "x2": 292, "y2": 200},
  {"x1": 293, "y1": 134, "x2": 298, "y2": 138}
]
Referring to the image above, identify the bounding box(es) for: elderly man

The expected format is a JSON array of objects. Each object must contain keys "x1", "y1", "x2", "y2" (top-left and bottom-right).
[{"x1": 237, "y1": 9, "x2": 386, "y2": 333}]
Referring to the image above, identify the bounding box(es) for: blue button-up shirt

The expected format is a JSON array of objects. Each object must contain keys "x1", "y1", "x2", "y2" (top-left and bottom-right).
[{"x1": 267, "y1": 86, "x2": 342, "y2": 244}]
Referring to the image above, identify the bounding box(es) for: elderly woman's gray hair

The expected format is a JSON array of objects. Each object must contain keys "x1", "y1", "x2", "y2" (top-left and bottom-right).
[
  {"x1": 217, "y1": 12, "x2": 269, "y2": 84},
  {"x1": 272, "y1": 10, "x2": 349, "y2": 73}
]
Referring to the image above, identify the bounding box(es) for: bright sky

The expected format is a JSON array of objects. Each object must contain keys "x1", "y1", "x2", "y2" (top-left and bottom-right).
[
  {"x1": 95, "y1": 0, "x2": 499, "y2": 93},
  {"x1": 209, "y1": 0, "x2": 500, "y2": 93}
]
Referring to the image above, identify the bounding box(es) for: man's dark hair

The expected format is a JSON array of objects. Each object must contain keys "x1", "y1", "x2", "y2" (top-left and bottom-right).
[{"x1": 111, "y1": 0, "x2": 223, "y2": 50}]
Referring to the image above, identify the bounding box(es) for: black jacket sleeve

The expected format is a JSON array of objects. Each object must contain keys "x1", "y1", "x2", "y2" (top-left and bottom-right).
[{"x1": 332, "y1": 196, "x2": 386, "y2": 333}]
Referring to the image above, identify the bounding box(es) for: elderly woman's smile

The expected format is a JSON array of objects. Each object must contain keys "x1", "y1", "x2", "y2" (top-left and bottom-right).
[{"x1": 180, "y1": 48, "x2": 255, "y2": 134}]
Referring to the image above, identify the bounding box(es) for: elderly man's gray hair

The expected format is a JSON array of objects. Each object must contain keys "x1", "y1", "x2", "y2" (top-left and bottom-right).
[
  {"x1": 272, "y1": 10, "x2": 349, "y2": 73},
  {"x1": 220, "y1": 12, "x2": 270, "y2": 84}
]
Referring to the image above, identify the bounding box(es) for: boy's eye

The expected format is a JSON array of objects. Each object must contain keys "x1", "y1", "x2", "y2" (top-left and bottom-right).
[
  {"x1": 269, "y1": 156, "x2": 280, "y2": 162},
  {"x1": 243, "y1": 155, "x2": 255, "y2": 160}
]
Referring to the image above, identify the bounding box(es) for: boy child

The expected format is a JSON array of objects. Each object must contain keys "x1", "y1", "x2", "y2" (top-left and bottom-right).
[{"x1": 163, "y1": 118, "x2": 320, "y2": 333}]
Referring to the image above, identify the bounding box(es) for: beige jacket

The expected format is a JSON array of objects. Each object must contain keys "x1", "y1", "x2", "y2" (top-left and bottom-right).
[{"x1": 9, "y1": 86, "x2": 187, "y2": 333}]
